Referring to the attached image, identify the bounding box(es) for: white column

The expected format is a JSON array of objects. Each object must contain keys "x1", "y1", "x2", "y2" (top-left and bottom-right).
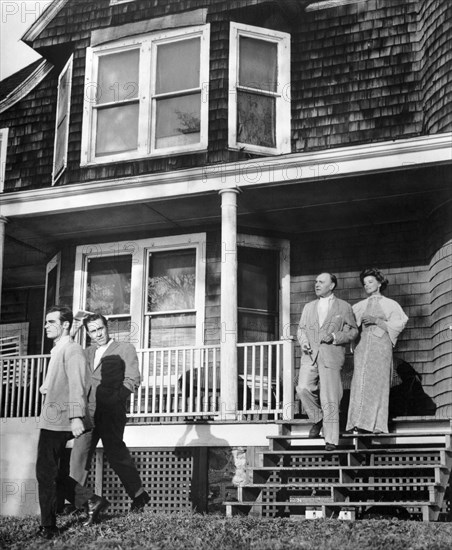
[
  {"x1": 219, "y1": 189, "x2": 239, "y2": 419},
  {"x1": 0, "y1": 216, "x2": 7, "y2": 311}
]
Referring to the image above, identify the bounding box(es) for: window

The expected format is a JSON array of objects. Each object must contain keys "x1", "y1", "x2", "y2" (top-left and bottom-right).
[
  {"x1": 53, "y1": 56, "x2": 73, "y2": 183},
  {"x1": 73, "y1": 234, "x2": 206, "y2": 347},
  {"x1": 0, "y1": 128, "x2": 8, "y2": 192},
  {"x1": 81, "y1": 25, "x2": 210, "y2": 164},
  {"x1": 229, "y1": 23, "x2": 290, "y2": 155}
]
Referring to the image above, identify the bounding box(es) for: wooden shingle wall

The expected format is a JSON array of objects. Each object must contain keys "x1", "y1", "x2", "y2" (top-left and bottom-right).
[
  {"x1": 419, "y1": 0, "x2": 452, "y2": 133},
  {"x1": 292, "y1": 0, "x2": 422, "y2": 151},
  {"x1": 1, "y1": 69, "x2": 59, "y2": 190},
  {"x1": 1, "y1": 0, "x2": 450, "y2": 192}
]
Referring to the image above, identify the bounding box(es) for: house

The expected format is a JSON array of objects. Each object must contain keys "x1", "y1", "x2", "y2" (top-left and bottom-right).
[{"x1": 0, "y1": 0, "x2": 451, "y2": 518}]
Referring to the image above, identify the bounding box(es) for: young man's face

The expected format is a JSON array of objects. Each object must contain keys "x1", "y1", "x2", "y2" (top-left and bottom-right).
[
  {"x1": 86, "y1": 318, "x2": 110, "y2": 346},
  {"x1": 44, "y1": 311, "x2": 67, "y2": 342}
]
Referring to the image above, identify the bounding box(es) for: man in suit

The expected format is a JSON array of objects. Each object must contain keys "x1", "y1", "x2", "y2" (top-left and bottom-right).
[
  {"x1": 296, "y1": 273, "x2": 358, "y2": 450},
  {"x1": 36, "y1": 306, "x2": 108, "y2": 539},
  {"x1": 70, "y1": 313, "x2": 150, "y2": 511}
]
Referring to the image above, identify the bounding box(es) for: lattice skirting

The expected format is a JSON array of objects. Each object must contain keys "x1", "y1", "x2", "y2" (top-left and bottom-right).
[{"x1": 89, "y1": 447, "x2": 198, "y2": 513}]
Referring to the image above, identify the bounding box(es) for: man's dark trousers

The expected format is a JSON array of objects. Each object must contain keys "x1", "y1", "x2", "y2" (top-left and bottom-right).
[
  {"x1": 36, "y1": 429, "x2": 92, "y2": 527},
  {"x1": 91, "y1": 403, "x2": 142, "y2": 499}
]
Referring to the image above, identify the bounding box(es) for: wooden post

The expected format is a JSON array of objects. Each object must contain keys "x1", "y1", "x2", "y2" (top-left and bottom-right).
[
  {"x1": 219, "y1": 189, "x2": 239, "y2": 420},
  {"x1": 282, "y1": 337, "x2": 295, "y2": 420}
]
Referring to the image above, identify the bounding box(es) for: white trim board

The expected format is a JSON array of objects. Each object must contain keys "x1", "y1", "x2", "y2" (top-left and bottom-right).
[{"x1": 1, "y1": 133, "x2": 451, "y2": 218}]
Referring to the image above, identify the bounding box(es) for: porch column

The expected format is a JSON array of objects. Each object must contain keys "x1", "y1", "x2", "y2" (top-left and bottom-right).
[
  {"x1": 0, "y1": 216, "x2": 7, "y2": 311},
  {"x1": 219, "y1": 188, "x2": 239, "y2": 419}
]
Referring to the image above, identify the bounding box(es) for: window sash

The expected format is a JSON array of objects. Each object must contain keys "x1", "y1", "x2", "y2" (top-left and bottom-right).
[
  {"x1": 228, "y1": 22, "x2": 290, "y2": 155},
  {"x1": 81, "y1": 25, "x2": 209, "y2": 165}
]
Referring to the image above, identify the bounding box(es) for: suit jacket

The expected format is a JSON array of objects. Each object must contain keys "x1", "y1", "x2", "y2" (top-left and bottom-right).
[
  {"x1": 39, "y1": 338, "x2": 91, "y2": 431},
  {"x1": 85, "y1": 340, "x2": 141, "y2": 414},
  {"x1": 297, "y1": 296, "x2": 358, "y2": 369}
]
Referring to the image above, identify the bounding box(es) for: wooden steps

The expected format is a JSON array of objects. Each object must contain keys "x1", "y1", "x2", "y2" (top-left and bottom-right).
[{"x1": 224, "y1": 423, "x2": 452, "y2": 521}]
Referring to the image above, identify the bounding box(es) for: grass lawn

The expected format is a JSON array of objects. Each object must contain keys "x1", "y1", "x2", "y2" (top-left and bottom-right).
[{"x1": 1, "y1": 511, "x2": 452, "y2": 549}]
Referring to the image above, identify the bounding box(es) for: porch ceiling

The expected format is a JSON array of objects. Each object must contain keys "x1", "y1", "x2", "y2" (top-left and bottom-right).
[{"x1": 3, "y1": 163, "x2": 450, "y2": 289}]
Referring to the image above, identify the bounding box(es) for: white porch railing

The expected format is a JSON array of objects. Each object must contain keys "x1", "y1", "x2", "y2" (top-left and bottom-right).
[
  {"x1": 0, "y1": 355, "x2": 50, "y2": 417},
  {"x1": 1, "y1": 340, "x2": 295, "y2": 421}
]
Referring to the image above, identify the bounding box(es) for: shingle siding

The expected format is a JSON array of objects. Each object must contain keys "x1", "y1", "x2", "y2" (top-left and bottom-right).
[{"x1": 1, "y1": 0, "x2": 450, "y2": 192}]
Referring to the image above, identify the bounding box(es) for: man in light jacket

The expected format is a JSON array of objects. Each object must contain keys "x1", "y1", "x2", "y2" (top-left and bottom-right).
[
  {"x1": 36, "y1": 306, "x2": 108, "y2": 539},
  {"x1": 296, "y1": 273, "x2": 358, "y2": 450}
]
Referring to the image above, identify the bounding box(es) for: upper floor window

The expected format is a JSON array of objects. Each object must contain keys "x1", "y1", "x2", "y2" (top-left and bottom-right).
[
  {"x1": 81, "y1": 25, "x2": 210, "y2": 165},
  {"x1": 229, "y1": 22, "x2": 290, "y2": 155},
  {"x1": 0, "y1": 128, "x2": 8, "y2": 192},
  {"x1": 53, "y1": 55, "x2": 73, "y2": 183}
]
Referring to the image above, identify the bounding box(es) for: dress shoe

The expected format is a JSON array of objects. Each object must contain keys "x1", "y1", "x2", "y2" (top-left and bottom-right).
[
  {"x1": 325, "y1": 443, "x2": 337, "y2": 451},
  {"x1": 130, "y1": 489, "x2": 150, "y2": 512},
  {"x1": 83, "y1": 495, "x2": 109, "y2": 526},
  {"x1": 37, "y1": 526, "x2": 61, "y2": 539},
  {"x1": 308, "y1": 420, "x2": 323, "y2": 439}
]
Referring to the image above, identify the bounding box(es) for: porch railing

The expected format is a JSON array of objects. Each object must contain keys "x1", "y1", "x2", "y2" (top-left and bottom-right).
[
  {"x1": 1, "y1": 339, "x2": 295, "y2": 421},
  {"x1": 0, "y1": 355, "x2": 50, "y2": 418}
]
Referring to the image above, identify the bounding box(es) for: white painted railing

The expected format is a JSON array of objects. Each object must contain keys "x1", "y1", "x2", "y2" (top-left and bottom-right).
[
  {"x1": 1, "y1": 340, "x2": 295, "y2": 421},
  {"x1": 130, "y1": 345, "x2": 221, "y2": 419},
  {"x1": 0, "y1": 355, "x2": 50, "y2": 417}
]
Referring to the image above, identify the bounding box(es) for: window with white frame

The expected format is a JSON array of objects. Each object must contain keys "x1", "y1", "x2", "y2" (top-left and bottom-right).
[
  {"x1": 73, "y1": 235, "x2": 206, "y2": 348},
  {"x1": 53, "y1": 55, "x2": 73, "y2": 183},
  {"x1": 229, "y1": 22, "x2": 291, "y2": 155},
  {"x1": 0, "y1": 128, "x2": 8, "y2": 192},
  {"x1": 81, "y1": 25, "x2": 210, "y2": 165}
]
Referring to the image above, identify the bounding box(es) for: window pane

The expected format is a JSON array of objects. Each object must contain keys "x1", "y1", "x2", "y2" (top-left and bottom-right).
[
  {"x1": 155, "y1": 93, "x2": 201, "y2": 149},
  {"x1": 156, "y1": 38, "x2": 200, "y2": 94},
  {"x1": 86, "y1": 255, "x2": 132, "y2": 315},
  {"x1": 97, "y1": 49, "x2": 139, "y2": 104},
  {"x1": 239, "y1": 37, "x2": 277, "y2": 92},
  {"x1": 96, "y1": 103, "x2": 139, "y2": 155},
  {"x1": 237, "y1": 91, "x2": 276, "y2": 148},
  {"x1": 148, "y1": 250, "x2": 196, "y2": 312},
  {"x1": 149, "y1": 313, "x2": 196, "y2": 347}
]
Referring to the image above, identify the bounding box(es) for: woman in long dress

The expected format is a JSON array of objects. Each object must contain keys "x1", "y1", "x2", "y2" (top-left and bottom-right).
[{"x1": 346, "y1": 268, "x2": 408, "y2": 434}]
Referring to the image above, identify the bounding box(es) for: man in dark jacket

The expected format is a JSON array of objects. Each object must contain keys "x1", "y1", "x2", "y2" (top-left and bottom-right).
[{"x1": 70, "y1": 313, "x2": 150, "y2": 511}]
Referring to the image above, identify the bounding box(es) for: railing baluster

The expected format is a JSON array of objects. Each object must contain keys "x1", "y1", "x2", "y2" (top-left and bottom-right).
[
  {"x1": 267, "y1": 344, "x2": 272, "y2": 412},
  {"x1": 152, "y1": 351, "x2": 157, "y2": 415},
  {"x1": 259, "y1": 345, "x2": 264, "y2": 410},
  {"x1": 212, "y1": 347, "x2": 217, "y2": 413},
  {"x1": 181, "y1": 350, "x2": 187, "y2": 415},
  {"x1": 196, "y1": 348, "x2": 201, "y2": 413}
]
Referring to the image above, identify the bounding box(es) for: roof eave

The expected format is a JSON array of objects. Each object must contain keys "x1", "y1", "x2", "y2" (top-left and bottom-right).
[{"x1": 21, "y1": 0, "x2": 70, "y2": 46}]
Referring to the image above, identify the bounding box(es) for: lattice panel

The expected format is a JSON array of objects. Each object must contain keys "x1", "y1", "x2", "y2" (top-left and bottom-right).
[{"x1": 99, "y1": 448, "x2": 193, "y2": 513}]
